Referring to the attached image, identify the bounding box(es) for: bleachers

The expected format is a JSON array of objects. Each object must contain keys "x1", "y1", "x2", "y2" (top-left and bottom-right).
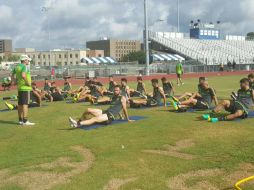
[{"x1": 149, "y1": 31, "x2": 254, "y2": 65}]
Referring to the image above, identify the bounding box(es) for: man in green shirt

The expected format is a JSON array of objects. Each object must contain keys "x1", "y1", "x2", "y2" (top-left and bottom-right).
[
  {"x1": 12, "y1": 55, "x2": 35, "y2": 126},
  {"x1": 176, "y1": 61, "x2": 184, "y2": 86}
]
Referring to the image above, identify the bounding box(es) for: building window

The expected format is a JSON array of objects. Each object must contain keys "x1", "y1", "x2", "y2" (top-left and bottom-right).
[
  {"x1": 48, "y1": 55, "x2": 50, "y2": 59},
  {"x1": 98, "y1": 54, "x2": 102, "y2": 57},
  {"x1": 44, "y1": 62, "x2": 46, "y2": 66},
  {"x1": 38, "y1": 62, "x2": 41, "y2": 65},
  {"x1": 70, "y1": 62, "x2": 73, "y2": 65},
  {"x1": 65, "y1": 62, "x2": 67, "y2": 65},
  {"x1": 59, "y1": 54, "x2": 61, "y2": 58},
  {"x1": 64, "y1": 54, "x2": 67, "y2": 58},
  {"x1": 76, "y1": 61, "x2": 79, "y2": 65},
  {"x1": 75, "y1": 54, "x2": 78, "y2": 58},
  {"x1": 70, "y1": 54, "x2": 72, "y2": 58},
  {"x1": 38, "y1": 55, "x2": 40, "y2": 59},
  {"x1": 43, "y1": 55, "x2": 46, "y2": 59}
]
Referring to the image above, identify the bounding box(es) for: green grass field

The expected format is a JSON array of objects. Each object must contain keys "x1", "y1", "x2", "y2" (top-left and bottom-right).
[{"x1": 0, "y1": 74, "x2": 254, "y2": 190}]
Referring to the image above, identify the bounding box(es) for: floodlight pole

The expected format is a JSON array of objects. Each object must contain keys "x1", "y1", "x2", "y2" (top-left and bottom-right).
[
  {"x1": 177, "y1": 0, "x2": 180, "y2": 32},
  {"x1": 144, "y1": 0, "x2": 150, "y2": 76},
  {"x1": 42, "y1": 6, "x2": 53, "y2": 66}
]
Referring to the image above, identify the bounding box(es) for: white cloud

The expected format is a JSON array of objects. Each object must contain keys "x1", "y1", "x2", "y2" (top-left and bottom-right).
[{"x1": 0, "y1": 0, "x2": 253, "y2": 50}]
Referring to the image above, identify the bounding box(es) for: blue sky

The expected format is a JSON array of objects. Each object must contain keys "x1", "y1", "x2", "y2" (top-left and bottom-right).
[{"x1": 0, "y1": 0, "x2": 253, "y2": 50}]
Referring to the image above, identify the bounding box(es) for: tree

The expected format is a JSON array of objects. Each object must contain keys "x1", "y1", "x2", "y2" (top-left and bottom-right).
[
  {"x1": 246, "y1": 32, "x2": 254, "y2": 40},
  {"x1": 2, "y1": 55, "x2": 20, "y2": 62},
  {"x1": 122, "y1": 51, "x2": 146, "y2": 64}
]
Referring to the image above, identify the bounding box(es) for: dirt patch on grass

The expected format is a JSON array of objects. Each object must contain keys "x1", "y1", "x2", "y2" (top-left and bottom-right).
[
  {"x1": 226, "y1": 163, "x2": 254, "y2": 188},
  {"x1": 143, "y1": 139, "x2": 196, "y2": 160},
  {"x1": 103, "y1": 177, "x2": 137, "y2": 190},
  {"x1": 0, "y1": 146, "x2": 94, "y2": 190},
  {"x1": 167, "y1": 168, "x2": 223, "y2": 190}
]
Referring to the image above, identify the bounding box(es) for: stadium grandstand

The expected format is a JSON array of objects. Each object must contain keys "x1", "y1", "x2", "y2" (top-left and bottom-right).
[{"x1": 149, "y1": 21, "x2": 254, "y2": 66}]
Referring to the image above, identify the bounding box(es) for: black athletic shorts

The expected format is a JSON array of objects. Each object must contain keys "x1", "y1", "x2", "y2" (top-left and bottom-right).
[
  {"x1": 51, "y1": 93, "x2": 64, "y2": 101},
  {"x1": 29, "y1": 102, "x2": 40, "y2": 108},
  {"x1": 194, "y1": 99, "x2": 209, "y2": 110},
  {"x1": 18, "y1": 91, "x2": 30, "y2": 105},
  {"x1": 225, "y1": 100, "x2": 248, "y2": 119},
  {"x1": 102, "y1": 111, "x2": 115, "y2": 125},
  {"x1": 146, "y1": 98, "x2": 159, "y2": 107},
  {"x1": 177, "y1": 73, "x2": 182, "y2": 78}
]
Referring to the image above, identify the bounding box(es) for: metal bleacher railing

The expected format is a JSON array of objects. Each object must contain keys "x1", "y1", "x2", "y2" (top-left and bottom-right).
[
  {"x1": 149, "y1": 31, "x2": 254, "y2": 66},
  {"x1": 1, "y1": 61, "x2": 254, "y2": 80}
]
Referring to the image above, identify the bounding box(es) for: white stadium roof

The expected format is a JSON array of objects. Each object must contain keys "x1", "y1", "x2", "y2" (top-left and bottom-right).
[
  {"x1": 81, "y1": 57, "x2": 117, "y2": 64},
  {"x1": 152, "y1": 54, "x2": 185, "y2": 62}
]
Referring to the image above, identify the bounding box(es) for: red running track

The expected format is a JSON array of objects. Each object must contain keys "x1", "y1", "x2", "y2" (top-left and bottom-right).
[{"x1": 2, "y1": 70, "x2": 254, "y2": 91}]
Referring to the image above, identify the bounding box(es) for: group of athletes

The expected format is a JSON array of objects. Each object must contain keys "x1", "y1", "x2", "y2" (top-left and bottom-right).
[{"x1": 4, "y1": 54, "x2": 254, "y2": 127}]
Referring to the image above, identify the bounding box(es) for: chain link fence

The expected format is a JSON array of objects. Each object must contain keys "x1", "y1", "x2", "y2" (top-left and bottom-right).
[{"x1": 1, "y1": 60, "x2": 254, "y2": 81}]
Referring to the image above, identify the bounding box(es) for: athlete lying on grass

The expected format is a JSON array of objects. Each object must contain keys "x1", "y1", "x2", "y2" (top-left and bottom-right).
[
  {"x1": 248, "y1": 73, "x2": 254, "y2": 90},
  {"x1": 174, "y1": 77, "x2": 206, "y2": 102},
  {"x1": 129, "y1": 76, "x2": 147, "y2": 98},
  {"x1": 171, "y1": 80, "x2": 218, "y2": 112},
  {"x1": 129, "y1": 79, "x2": 167, "y2": 108},
  {"x1": 202, "y1": 78, "x2": 254, "y2": 122},
  {"x1": 68, "y1": 85, "x2": 134, "y2": 128},
  {"x1": 103, "y1": 75, "x2": 117, "y2": 96},
  {"x1": 5, "y1": 82, "x2": 42, "y2": 110}
]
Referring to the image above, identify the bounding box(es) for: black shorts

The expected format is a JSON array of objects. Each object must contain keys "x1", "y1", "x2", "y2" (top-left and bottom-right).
[
  {"x1": 146, "y1": 98, "x2": 159, "y2": 107},
  {"x1": 194, "y1": 100, "x2": 209, "y2": 110},
  {"x1": 29, "y1": 102, "x2": 40, "y2": 108},
  {"x1": 225, "y1": 101, "x2": 248, "y2": 118},
  {"x1": 177, "y1": 73, "x2": 182, "y2": 78},
  {"x1": 52, "y1": 93, "x2": 64, "y2": 101},
  {"x1": 18, "y1": 91, "x2": 30, "y2": 105},
  {"x1": 102, "y1": 111, "x2": 115, "y2": 125}
]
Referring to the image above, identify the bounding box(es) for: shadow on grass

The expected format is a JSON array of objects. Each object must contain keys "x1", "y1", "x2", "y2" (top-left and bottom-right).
[
  {"x1": 0, "y1": 120, "x2": 18, "y2": 126},
  {"x1": 57, "y1": 128, "x2": 78, "y2": 131}
]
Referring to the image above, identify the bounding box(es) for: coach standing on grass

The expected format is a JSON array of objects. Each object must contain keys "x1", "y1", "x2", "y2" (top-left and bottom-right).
[
  {"x1": 176, "y1": 60, "x2": 184, "y2": 86},
  {"x1": 12, "y1": 55, "x2": 35, "y2": 126}
]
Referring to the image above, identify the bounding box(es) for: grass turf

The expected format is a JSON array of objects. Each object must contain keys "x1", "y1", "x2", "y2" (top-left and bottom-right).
[{"x1": 0, "y1": 74, "x2": 254, "y2": 190}]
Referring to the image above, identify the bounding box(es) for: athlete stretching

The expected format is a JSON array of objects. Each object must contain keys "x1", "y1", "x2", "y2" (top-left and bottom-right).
[
  {"x1": 68, "y1": 85, "x2": 134, "y2": 128},
  {"x1": 171, "y1": 80, "x2": 218, "y2": 111},
  {"x1": 202, "y1": 78, "x2": 254, "y2": 122}
]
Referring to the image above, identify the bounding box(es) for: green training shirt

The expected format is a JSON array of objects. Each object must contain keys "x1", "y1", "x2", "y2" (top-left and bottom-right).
[
  {"x1": 176, "y1": 63, "x2": 183, "y2": 74},
  {"x1": 12, "y1": 63, "x2": 32, "y2": 91}
]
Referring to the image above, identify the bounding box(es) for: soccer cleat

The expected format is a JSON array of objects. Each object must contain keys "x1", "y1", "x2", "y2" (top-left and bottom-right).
[
  {"x1": 5, "y1": 102, "x2": 15, "y2": 110},
  {"x1": 69, "y1": 117, "x2": 78, "y2": 128},
  {"x1": 18, "y1": 121, "x2": 24, "y2": 125},
  {"x1": 23, "y1": 121, "x2": 35, "y2": 126},
  {"x1": 170, "y1": 100, "x2": 179, "y2": 110},
  {"x1": 209, "y1": 118, "x2": 219, "y2": 123},
  {"x1": 202, "y1": 114, "x2": 211, "y2": 120},
  {"x1": 171, "y1": 96, "x2": 179, "y2": 103}
]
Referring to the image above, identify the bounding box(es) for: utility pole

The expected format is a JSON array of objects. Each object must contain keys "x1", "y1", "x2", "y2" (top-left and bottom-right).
[{"x1": 144, "y1": 0, "x2": 150, "y2": 76}]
